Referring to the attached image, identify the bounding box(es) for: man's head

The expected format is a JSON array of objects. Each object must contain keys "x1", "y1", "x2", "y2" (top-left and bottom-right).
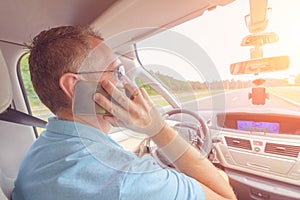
[{"x1": 27, "y1": 26, "x2": 103, "y2": 115}]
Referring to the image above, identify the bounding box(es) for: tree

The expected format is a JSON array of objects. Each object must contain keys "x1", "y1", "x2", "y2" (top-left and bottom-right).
[{"x1": 19, "y1": 54, "x2": 40, "y2": 106}]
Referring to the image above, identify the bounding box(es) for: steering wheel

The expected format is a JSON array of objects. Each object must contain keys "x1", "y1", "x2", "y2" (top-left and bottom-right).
[
  {"x1": 165, "y1": 108, "x2": 211, "y2": 149},
  {"x1": 150, "y1": 108, "x2": 212, "y2": 168}
]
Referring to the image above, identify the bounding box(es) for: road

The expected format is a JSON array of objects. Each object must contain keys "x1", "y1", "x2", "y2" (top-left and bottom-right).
[
  {"x1": 182, "y1": 89, "x2": 300, "y2": 112},
  {"x1": 37, "y1": 88, "x2": 300, "y2": 120}
]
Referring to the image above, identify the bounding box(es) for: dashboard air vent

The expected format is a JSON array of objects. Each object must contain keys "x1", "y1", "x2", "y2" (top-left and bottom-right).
[
  {"x1": 224, "y1": 137, "x2": 252, "y2": 150},
  {"x1": 265, "y1": 143, "x2": 300, "y2": 158}
]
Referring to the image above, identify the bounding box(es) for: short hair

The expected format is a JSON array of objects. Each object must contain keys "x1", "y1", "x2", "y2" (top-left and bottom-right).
[{"x1": 26, "y1": 26, "x2": 103, "y2": 114}]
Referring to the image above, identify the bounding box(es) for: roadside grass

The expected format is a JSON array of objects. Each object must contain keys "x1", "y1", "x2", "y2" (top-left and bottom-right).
[{"x1": 268, "y1": 87, "x2": 300, "y2": 104}]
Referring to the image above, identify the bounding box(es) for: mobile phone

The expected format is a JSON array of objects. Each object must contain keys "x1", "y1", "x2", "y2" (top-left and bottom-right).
[{"x1": 73, "y1": 80, "x2": 111, "y2": 115}]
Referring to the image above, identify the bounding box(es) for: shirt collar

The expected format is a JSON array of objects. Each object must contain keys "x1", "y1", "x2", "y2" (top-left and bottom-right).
[{"x1": 45, "y1": 117, "x2": 120, "y2": 146}]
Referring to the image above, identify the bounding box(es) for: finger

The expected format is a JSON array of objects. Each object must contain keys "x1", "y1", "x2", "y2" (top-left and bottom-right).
[
  {"x1": 93, "y1": 92, "x2": 113, "y2": 114},
  {"x1": 103, "y1": 115, "x2": 126, "y2": 127},
  {"x1": 103, "y1": 115, "x2": 118, "y2": 125},
  {"x1": 94, "y1": 93, "x2": 130, "y2": 122},
  {"x1": 130, "y1": 89, "x2": 142, "y2": 100},
  {"x1": 123, "y1": 82, "x2": 141, "y2": 100},
  {"x1": 101, "y1": 80, "x2": 131, "y2": 109},
  {"x1": 140, "y1": 88, "x2": 153, "y2": 106}
]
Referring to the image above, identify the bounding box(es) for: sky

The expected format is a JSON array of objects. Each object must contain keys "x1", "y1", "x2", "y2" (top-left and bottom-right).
[{"x1": 139, "y1": 0, "x2": 300, "y2": 82}]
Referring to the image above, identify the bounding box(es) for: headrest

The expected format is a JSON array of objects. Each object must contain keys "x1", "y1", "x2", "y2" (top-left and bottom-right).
[{"x1": 0, "y1": 49, "x2": 12, "y2": 113}]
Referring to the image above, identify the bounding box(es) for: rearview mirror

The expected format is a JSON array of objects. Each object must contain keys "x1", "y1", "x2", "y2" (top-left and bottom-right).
[{"x1": 230, "y1": 56, "x2": 289, "y2": 75}]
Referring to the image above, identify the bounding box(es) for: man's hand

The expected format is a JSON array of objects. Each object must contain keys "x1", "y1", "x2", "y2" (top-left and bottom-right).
[
  {"x1": 94, "y1": 80, "x2": 165, "y2": 137},
  {"x1": 94, "y1": 80, "x2": 237, "y2": 200}
]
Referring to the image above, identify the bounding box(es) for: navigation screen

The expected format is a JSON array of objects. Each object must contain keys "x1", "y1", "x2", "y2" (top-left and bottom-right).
[{"x1": 237, "y1": 120, "x2": 280, "y2": 133}]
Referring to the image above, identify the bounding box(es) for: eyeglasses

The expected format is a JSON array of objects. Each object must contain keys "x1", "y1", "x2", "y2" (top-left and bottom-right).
[{"x1": 74, "y1": 65, "x2": 125, "y2": 82}]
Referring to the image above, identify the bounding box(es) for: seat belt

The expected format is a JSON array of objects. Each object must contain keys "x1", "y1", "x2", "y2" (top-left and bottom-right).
[{"x1": 0, "y1": 107, "x2": 46, "y2": 128}]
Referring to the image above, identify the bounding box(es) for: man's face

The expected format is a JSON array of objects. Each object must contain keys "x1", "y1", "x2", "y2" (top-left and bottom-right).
[{"x1": 72, "y1": 38, "x2": 125, "y2": 133}]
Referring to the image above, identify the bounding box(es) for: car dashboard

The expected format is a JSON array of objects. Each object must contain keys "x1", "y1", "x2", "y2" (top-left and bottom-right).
[{"x1": 210, "y1": 111, "x2": 300, "y2": 199}]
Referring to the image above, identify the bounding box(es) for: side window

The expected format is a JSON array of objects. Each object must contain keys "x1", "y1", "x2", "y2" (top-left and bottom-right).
[{"x1": 19, "y1": 54, "x2": 53, "y2": 134}]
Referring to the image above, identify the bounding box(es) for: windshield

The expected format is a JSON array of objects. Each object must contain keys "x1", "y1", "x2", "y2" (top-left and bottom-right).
[{"x1": 136, "y1": 0, "x2": 300, "y2": 113}]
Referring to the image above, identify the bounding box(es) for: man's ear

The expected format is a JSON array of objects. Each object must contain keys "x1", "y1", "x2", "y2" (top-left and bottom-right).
[{"x1": 59, "y1": 73, "x2": 78, "y2": 99}]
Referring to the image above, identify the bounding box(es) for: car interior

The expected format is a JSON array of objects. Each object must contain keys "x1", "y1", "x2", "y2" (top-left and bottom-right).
[{"x1": 1, "y1": 0, "x2": 300, "y2": 199}]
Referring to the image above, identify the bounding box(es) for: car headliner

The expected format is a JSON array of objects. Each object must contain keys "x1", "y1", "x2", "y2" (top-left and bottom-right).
[{"x1": 0, "y1": 0, "x2": 235, "y2": 47}]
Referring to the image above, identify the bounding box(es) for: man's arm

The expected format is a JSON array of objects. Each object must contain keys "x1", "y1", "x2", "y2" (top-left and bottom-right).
[
  {"x1": 151, "y1": 124, "x2": 237, "y2": 200},
  {"x1": 95, "y1": 80, "x2": 236, "y2": 200}
]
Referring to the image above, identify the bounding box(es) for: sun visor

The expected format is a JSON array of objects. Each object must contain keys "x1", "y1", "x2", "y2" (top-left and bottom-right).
[{"x1": 0, "y1": 49, "x2": 12, "y2": 113}]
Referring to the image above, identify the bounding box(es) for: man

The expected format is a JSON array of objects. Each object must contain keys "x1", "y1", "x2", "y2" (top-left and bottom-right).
[{"x1": 12, "y1": 26, "x2": 236, "y2": 200}]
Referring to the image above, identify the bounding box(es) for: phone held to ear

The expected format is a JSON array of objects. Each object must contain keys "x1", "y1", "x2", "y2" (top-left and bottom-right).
[{"x1": 73, "y1": 80, "x2": 114, "y2": 115}]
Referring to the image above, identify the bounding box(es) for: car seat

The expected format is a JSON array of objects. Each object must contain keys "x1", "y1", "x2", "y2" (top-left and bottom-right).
[
  {"x1": 0, "y1": 49, "x2": 14, "y2": 200},
  {"x1": 0, "y1": 169, "x2": 13, "y2": 200},
  {"x1": 0, "y1": 47, "x2": 44, "y2": 199}
]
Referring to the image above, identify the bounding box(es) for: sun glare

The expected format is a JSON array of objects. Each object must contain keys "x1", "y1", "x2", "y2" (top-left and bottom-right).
[{"x1": 267, "y1": 0, "x2": 300, "y2": 76}]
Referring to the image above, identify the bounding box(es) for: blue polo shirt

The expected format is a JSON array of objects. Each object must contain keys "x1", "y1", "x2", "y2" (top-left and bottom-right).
[{"x1": 12, "y1": 117, "x2": 205, "y2": 200}]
